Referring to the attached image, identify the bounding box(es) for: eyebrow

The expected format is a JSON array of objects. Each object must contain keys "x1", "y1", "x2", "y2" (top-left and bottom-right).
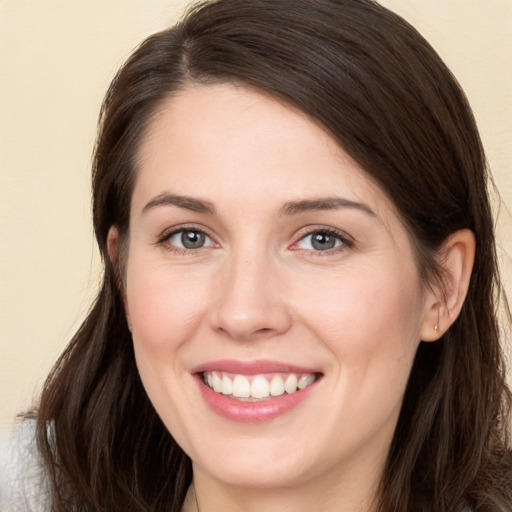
[
  {"x1": 141, "y1": 192, "x2": 375, "y2": 219},
  {"x1": 279, "y1": 197, "x2": 376, "y2": 217},
  {"x1": 141, "y1": 192, "x2": 216, "y2": 215}
]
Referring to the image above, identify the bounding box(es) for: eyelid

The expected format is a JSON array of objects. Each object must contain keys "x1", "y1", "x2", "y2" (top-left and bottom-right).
[
  {"x1": 290, "y1": 225, "x2": 354, "y2": 252},
  {"x1": 155, "y1": 223, "x2": 353, "y2": 254},
  {"x1": 156, "y1": 224, "x2": 219, "y2": 250}
]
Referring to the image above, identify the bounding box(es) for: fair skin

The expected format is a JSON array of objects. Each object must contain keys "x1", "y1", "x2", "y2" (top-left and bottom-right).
[{"x1": 108, "y1": 83, "x2": 475, "y2": 512}]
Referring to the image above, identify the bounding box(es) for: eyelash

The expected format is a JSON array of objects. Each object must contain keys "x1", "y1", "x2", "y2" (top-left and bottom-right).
[
  {"x1": 156, "y1": 225, "x2": 353, "y2": 255},
  {"x1": 156, "y1": 225, "x2": 218, "y2": 255},
  {"x1": 291, "y1": 226, "x2": 354, "y2": 255}
]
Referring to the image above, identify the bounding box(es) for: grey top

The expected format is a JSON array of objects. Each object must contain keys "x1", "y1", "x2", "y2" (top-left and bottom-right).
[{"x1": 0, "y1": 420, "x2": 50, "y2": 512}]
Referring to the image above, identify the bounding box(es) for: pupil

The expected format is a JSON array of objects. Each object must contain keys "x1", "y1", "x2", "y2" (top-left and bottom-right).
[
  {"x1": 182, "y1": 230, "x2": 205, "y2": 249},
  {"x1": 312, "y1": 232, "x2": 335, "y2": 250}
]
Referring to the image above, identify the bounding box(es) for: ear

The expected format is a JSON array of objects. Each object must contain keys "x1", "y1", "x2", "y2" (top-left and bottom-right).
[
  {"x1": 107, "y1": 225, "x2": 120, "y2": 264},
  {"x1": 420, "y1": 229, "x2": 475, "y2": 341},
  {"x1": 107, "y1": 226, "x2": 132, "y2": 331}
]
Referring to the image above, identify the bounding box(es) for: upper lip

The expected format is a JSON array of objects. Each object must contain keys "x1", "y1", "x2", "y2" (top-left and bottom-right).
[{"x1": 190, "y1": 359, "x2": 321, "y2": 375}]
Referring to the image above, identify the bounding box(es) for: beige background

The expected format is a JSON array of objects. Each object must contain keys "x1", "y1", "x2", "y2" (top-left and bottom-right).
[{"x1": 1, "y1": 0, "x2": 511, "y2": 450}]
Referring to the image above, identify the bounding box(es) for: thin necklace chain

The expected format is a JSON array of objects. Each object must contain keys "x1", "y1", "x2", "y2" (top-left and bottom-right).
[{"x1": 192, "y1": 484, "x2": 200, "y2": 512}]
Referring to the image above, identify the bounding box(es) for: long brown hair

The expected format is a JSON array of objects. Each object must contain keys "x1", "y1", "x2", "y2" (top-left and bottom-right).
[{"x1": 36, "y1": 1, "x2": 511, "y2": 510}]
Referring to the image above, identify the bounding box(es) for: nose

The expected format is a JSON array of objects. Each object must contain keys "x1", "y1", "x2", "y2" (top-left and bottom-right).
[{"x1": 210, "y1": 250, "x2": 292, "y2": 341}]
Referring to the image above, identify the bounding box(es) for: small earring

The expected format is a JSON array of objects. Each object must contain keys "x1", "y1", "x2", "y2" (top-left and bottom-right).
[{"x1": 434, "y1": 309, "x2": 440, "y2": 335}]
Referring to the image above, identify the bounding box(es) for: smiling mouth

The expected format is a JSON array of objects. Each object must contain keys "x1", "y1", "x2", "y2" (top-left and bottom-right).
[{"x1": 202, "y1": 371, "x2": 320, "y2": 401}]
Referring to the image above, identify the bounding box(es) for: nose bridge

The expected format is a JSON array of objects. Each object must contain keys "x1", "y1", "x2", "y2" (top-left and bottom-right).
[{"x1": 211, "y1": 240, "x2": 291, "y2": 340}]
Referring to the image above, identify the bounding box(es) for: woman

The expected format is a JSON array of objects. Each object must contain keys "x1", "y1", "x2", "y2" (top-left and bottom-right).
[{"x1": 5, "y1": 0, "x2": 511, "y2": 510}]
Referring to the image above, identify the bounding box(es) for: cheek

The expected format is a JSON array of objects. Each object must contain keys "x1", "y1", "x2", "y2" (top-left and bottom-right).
[
  {"x1": 301, "y1": 265, "x2": 424, "y2": 440},
  {"x1": 125, "y1": 258, "x2": 211, "y2": 351},
  {"x1": 295, "y1": 262, "x2": 424, "y2": 376},
  {"x1": 124, "y1": 257, "x2": 209, "y2": 433}
]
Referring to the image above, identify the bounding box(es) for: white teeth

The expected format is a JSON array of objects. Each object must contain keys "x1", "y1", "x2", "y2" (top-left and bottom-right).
[
  {"x1": 269, "y1": 376, "x2": 285, "y2": 396},
  {"x1": 212, "y1": 372, "x2": 222, "y2": 393},
  {"x1": 298, "y1": 373, "x2": 315, "y2": 390},
  {"x1": 221, "y1": 375, "x2": 233, "y2": 395},
  {"x1": 284, "y1": 374, "x2": 298, "y2": 394},
  {"x1": 203, "y1": 371, "x2": 317, "y2": 399},
  {"x1": 232, "y1": 375, "x2": 251, "y2": 398},
  {"x1": 251, "y1": 375, "x2": 270, "y2": 399}
]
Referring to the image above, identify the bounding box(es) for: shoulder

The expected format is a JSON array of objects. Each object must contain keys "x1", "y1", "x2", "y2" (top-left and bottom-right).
[{"x1": 0, "y1": 419, "x2": 51, "y2": 512}]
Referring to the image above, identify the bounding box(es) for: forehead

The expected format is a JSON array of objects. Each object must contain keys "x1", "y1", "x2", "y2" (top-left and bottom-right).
[{"x1": 133, "y1": 83, "x2": 400, "y2": 229}]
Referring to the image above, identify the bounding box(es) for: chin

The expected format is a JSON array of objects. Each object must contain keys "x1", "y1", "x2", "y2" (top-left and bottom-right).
[
  {"x1": 187, "y1": 431, "x2": 336, "y2": 490},
  {"x1": 196, "y1": 456, "x2": 316, "y2": 489}
]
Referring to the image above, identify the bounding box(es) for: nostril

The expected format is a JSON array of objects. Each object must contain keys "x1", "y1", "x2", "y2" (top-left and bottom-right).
[
  {"x1": 209, "y1": 282, "x2": 294, "y2": 340},
  {"x1": 215, "y1": 325, "x2": 281, "y2": 341}
]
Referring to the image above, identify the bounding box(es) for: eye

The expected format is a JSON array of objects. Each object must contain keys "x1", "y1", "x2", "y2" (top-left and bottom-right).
[
  {"x1": 163, "y1": 228, "x2": 217, "y2": 250},
  {"x1": 294, "y1": 229, "x2": 350, "y2": 252}
]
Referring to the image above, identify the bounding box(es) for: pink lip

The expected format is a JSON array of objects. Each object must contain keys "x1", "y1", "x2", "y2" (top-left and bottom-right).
[
  {"x1": 190, "y1": 359, "x2": 319, "y2": 375},
  {"x1": 191, "y1": 359, "x2": 322, "y2": 424}
]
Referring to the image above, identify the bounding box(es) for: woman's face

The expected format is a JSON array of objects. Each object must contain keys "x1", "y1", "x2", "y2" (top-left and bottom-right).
[{"x1": 121, "y1": 83, "x2": 434, "y2": 491}]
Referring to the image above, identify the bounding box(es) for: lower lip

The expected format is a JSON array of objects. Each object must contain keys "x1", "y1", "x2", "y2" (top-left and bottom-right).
[{"x1": 196, "y1": 375, "x2": 319, "y2": 424}]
